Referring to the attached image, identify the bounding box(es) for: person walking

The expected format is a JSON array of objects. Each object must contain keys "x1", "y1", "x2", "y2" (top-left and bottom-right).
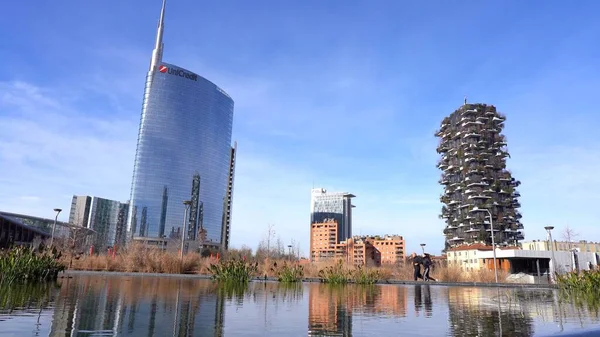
[
  {"x1": 410, "y1": 252, "x2": 424, "y2": 281},
  {"x1": 423, "y1": 253, "x2": 437, "y2": 281}
]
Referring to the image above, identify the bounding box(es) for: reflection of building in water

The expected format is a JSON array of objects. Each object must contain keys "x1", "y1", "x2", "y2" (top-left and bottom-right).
[
  {"x1": 49, "y1": 276, "x2": 224, "y2": 336},
  {"x1": 308, "y1": 284, "x2": 408, "y2": 335},
  {"x1": 308, "y1": 283, "x2": 352, "y2": 336},
  {"x1": 447, "y1": 287, "x2": 534, "y2": 336}
]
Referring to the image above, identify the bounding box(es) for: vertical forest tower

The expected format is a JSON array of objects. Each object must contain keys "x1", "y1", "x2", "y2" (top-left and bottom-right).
[{"x1": 436, "y1": 103, "x2": 523, "y2": 250}]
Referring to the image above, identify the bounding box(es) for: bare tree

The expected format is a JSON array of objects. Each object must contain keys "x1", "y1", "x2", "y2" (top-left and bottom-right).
[{"x1": 562, "y1": 225, "x2": 579, "y2": 249}]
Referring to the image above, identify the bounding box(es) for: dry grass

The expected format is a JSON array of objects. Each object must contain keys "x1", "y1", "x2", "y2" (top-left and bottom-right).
[
  {"x1": 67, "y1": 249, "x2": 507, "y2": 283},
  {"x1": 67, "y1": 243, "x2": 215, "y2": 274}
]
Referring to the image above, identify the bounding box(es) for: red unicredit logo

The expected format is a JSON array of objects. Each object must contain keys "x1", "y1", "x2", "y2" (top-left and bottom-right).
[{"x1": 157, "y1": 64, "x2": 198, "y2": 81}]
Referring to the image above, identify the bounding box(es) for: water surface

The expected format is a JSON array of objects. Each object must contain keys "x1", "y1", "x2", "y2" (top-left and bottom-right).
[{"x1": 0, "y1": 274, "x2": 598, "y2": 336}]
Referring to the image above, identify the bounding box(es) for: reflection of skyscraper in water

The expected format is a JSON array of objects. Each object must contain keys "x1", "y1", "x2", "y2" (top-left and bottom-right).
[{"x1": 49, "y1": 276, "x2": 225, "y2": 336}]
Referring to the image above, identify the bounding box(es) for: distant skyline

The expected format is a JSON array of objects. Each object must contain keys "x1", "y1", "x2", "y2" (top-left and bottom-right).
[{"x1": 1, "y1": 0, "x2": 599, "y2": 256}]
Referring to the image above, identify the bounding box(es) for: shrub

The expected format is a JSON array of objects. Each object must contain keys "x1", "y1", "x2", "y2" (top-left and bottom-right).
[
  {"x1": 557, "y1": 270, "x2": 600, "y2": 293},
  {"x1": 352, "y1": 266, "x2": 380, "y2": 285},
  {"x1": 208, "y1": 258, "x2": 258, "y2": 282},
  {"x1": 0, "y1": 246, "x2": 66, "y2": 285},
  {"x1": 272, "y1": 262, "x2": 304, "y2": 283},
  {"x1": 557, "y1": 270, "x2": 600, "y2": 313},
  {"x1": 318, "y1": 260, "x2": 350, "y2": 284}
]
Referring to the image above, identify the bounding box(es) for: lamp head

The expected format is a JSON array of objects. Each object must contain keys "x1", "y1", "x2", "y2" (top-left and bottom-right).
[
  {"x1": 183, "y1": 200, "x2": 192, "y2": 205},
  {"x1": 544, "y1": 226, "x2": 554, "y2": 231},
  {"x1": 53, "y1": 208, "x2": 62, "y2": 213}
]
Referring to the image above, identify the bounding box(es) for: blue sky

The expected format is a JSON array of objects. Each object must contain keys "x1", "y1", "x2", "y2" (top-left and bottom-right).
[{"x1": 1, "y1": 0, "x2": 599, "y2": 256}]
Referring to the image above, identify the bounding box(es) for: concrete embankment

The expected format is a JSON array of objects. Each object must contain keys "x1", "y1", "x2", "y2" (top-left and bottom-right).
[{"x1": 61, "y1": 270, "x2": 558, "y2": 289}]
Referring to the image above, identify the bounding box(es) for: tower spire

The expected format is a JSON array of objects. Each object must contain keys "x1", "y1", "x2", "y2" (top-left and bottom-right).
[{"x1": 149, "y1": 0, "x2": 166, "y2": 71}]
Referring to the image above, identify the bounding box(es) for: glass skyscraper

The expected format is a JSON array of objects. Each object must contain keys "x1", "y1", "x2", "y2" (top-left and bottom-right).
[
  {"x1": 127, "y1": 0, "x2": 235, "y2": 248},
  {"x1": 310, "y1": 188, "x2": 355, "y2": 243}
]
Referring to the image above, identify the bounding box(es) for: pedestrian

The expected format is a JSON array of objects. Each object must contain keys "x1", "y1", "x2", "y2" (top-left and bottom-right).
[
  {"x1": 423, "y1": 253, "x2": 437, "y2": 281},
  {"x1": 410, "y1": 252, "x2": 424, "y2": 281}
]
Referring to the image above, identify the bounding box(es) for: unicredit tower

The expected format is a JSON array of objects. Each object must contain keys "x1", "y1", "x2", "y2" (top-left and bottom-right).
[{"x1": 127, "y1": 0, "x2": 236, "y2": 250}]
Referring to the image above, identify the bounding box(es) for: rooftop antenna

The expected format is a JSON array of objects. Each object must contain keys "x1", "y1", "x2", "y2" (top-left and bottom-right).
[
  {"x1": 149, "y1": 0, "x2": 167, "y2": 71},
  {"x1": 464, "y1": 95, "x2": 467, "y2": 105}
]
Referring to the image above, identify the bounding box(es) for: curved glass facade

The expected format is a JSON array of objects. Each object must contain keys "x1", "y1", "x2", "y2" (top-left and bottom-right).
[{"x1": 127, "y1": 62, "x2": 234, "y2": 245}]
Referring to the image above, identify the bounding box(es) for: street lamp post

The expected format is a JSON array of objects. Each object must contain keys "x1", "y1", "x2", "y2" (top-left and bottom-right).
[
  {"x1": 288, "y1": 245, "x2": 292, "y2": 260},
  {"x1": 420, "y1": 243, "x2": 426, "y2": 255},
  {"x1": 545, "y1": 226, "x2": 557, "y2": 281},
  {"x1": 180, "y1": 200, "x2": 192, "y2": 262},
  {"x1": 483, "y1": 208, "x2": 498, "y2": 283},
  {"x1": 266, "y1": 224, "x2": 275, "y2": 259},
  {"x1": 50, "y1": 208, "x2": 62, "y2": 248}
]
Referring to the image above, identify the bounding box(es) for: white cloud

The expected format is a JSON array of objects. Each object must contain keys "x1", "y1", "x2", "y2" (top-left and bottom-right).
[{"x1": 0, "y1": 80, "x2": 137, "y2": 218}]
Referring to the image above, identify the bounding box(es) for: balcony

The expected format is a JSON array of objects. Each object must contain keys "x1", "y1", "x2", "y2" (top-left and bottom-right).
[
  {"x1": 463, "y1": 132, "x2": 481, "y2": 138},
  {"x1": 465, "y1": 227, "x2": 479, "y2": 233},
  {"x1": 464, "y1": 189, "x2": 477, "y2": 194},
  {"x1": 467, "y1": 182, "x2": 487, "y2": 188},
  {"x1": 468, "y1": 195, "x2": 491, "y2": 200},
  {"x1": 461, "y1": 121, "x2": 484, "y2": 127}
]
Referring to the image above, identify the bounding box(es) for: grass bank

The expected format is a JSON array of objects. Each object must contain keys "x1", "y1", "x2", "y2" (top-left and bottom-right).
[{"x1": 66, "y1": 244, "x2": 507, "y2": 283}]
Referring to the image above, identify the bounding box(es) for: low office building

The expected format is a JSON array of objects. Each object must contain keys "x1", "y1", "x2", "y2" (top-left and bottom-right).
[
  {"x1": 447, "y1": 243, "x2": 599, "y2": 283},
  {"x1": 344, "y1": 235, "x2": 405, "y2": 266},
  {"x1": 310, "y1": 220, "x2": 405, "y2": 266}
]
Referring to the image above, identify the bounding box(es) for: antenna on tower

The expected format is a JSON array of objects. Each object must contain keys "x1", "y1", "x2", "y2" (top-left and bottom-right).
[{"x1": 149, "y1": 0, "x2": 167, "y2": 71}]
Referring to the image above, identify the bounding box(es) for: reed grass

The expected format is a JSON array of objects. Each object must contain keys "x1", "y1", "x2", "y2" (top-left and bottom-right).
[
  {"x1": 272, "y1": 262, "x2": 304, "y2": 282},
  {"x1": 0, "y1": 246, "x2": 66, "y2": 285},
  {"x1": 556, "y1": 270, "x2": 600, "y2": 293},
  {"x1": 351, "y1": 266, "x2": 381, "y2": 285},
  {"x1": 318, "y1": 260, "x2": 351, "y2": 284},
  {"x1": 556, "y1": 270, "x2": 600, "y2": 312},
  {"x1": 208, "y1": 258, "x2": 258, "y2": 282}
]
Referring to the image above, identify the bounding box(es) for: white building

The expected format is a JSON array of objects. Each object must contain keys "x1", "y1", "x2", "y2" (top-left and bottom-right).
[{"x1": 522, "y1": 239, "x2": 600, "y2": 253}]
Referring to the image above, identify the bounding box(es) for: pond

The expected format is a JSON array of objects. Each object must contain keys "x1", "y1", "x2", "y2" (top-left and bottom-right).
[{"x1": 0, "y1": 274, "x2": 599, "y2": 336}]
